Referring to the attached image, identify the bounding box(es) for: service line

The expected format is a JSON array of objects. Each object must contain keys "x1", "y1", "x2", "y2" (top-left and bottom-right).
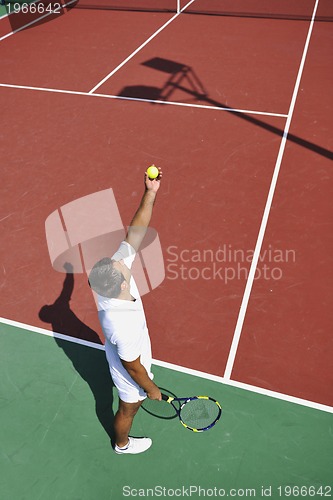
[{"x1": 0, "y1": 82, "x2": 287, "y2": 117}]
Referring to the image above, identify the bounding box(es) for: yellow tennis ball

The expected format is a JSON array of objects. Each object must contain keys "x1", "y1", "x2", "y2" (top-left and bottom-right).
[{"x1": 146, "y1": 165, "x2": 159, "y2": 179}]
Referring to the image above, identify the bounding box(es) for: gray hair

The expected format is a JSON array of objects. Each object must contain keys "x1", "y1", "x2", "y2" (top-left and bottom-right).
[{"x1": 88, "y1": 257, "x2": 125, "y2": 298}]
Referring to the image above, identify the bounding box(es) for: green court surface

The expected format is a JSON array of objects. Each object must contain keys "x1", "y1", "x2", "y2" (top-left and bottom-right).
[{"x1": 1, "y1": 323, "x2": 332, "y2": 500}]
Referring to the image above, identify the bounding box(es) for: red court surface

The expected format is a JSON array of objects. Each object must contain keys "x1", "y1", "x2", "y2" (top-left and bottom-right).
[
  {"x1": 1, "y1": 0, "x2": 332, "y2": 410},
  {"x1": 232, "y1": 8, "x2": 333, "y2": 406},
  {"x1": 0, "y1": 89, "x2": 285, "y2": 358},
  {"x1": 0, "y1": 10, "x2": 171, "y2": 90},
  {"x1": 97, "y1": 12, "x2": 310, "y2": 113}
]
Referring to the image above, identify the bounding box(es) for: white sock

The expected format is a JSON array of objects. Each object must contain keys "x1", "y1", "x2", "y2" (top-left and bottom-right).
[{"x1": 116, "y1": 439, "x2": 130, "y2": 450}]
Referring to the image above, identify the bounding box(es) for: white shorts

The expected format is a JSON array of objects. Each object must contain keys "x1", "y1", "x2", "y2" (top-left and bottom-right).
[
  {"x1": 104, "y1": 339, "x2": 153, "y2": 403},
  {"x1": 113, "y1": 372, "x2": 148, "y2": 404}
]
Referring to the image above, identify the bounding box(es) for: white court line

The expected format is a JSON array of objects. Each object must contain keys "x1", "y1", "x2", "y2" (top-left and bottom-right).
[
  {"x1": 0, "y1": 316, "x2": 105, "y2": 351},
  {"x1": 223, "y1": 0, "x2": 320, "y2": 380},
  {"x1": 1, "y1": 316, "x2": 332, "y2": 414},
  {"x1": 88, "y1": 0, "x2": 196, "y2": 94},
  {"x1": 0, "y1": 0, "x2": 328, "y2": 413},
  {"x1": 0, "y1": 83, "x2": 288, "y2": 117},
  {"x1": 0, "y1": 0, "x2": 77, "y2": 43}
]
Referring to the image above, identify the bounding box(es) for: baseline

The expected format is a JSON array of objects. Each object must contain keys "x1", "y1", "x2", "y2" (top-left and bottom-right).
[{"x1": 1, "y1": 316, "x2": 332, "y2": 414}]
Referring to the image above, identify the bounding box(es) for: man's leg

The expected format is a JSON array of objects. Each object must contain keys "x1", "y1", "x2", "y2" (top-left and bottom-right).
[{"x1": 114, "y1": 398, "x2": 142, "y2": 448}]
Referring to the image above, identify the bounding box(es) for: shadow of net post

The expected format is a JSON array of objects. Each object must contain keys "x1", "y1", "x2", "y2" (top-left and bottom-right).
[
  {"x1": 118, "y1": 57, "x2": 208, "y2": 103},
  {"x1": 39, "y1": 264, "x2": 115, "y2": 443},
  {"x1": 142, "y1": 57, "x2": 208, "y2": 101},
  {"x1": 118, "y1": 56, "x2": 333, "y2": 161}
]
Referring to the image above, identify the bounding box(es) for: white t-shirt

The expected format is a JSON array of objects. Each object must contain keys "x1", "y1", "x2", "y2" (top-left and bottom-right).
[{"x1": 97, "y1": 241, "x2": 153, "y2": 398}]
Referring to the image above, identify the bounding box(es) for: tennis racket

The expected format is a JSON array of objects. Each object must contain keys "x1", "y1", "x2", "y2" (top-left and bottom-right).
[{"x1": 162, "y1": 394, "x2": 222, "y2": 432}]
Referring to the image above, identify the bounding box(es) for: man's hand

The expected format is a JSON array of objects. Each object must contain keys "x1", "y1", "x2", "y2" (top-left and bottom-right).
[
  {"x1": 147, "y1": 386, "x2": 162, "y2": 401},
  {"x1": 144, "y1": 168, "x2": 162, "y2": 193}
]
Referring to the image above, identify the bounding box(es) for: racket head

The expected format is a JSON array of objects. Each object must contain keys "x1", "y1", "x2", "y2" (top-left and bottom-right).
[
  {"x1": 178, "y1": 396, "x2": 222, "y2": 432},
  {"x1": 141, "y1": 389, "x2": 180, "y2": 420}
]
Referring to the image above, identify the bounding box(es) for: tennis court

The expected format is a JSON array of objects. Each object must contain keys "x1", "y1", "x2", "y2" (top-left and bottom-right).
[{"x1": 0, "y1": 1, "x2": 332, "y2": 499}]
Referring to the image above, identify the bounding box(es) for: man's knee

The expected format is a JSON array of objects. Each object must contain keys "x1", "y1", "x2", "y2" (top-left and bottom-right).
[{"x1": 118, "y1": 399, "x2": 142, "y2": 417}]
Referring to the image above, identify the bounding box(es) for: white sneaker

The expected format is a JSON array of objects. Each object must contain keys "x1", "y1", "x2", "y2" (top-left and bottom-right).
[{"x1": 114, "y1": 437, "x2": 152, "y2": 455}]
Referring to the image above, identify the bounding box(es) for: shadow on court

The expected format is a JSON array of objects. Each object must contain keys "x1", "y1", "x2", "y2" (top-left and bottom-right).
[
  {"x1": 38, "y1": 265, "x2": 116, "y2": 445},
  {"x1": 35, "y1": 0, "x2": 333, "y2": 22},
  {"x1": 118, "y1": 56, "x2": 333, "y2": 161},
  {"x1": 3, "y1": 1, "x2": 70, "y2": 34}
]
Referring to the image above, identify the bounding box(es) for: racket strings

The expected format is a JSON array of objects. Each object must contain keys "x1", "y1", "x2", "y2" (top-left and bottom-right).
[
  {"x1": 180, "y1": 398, "x2": 220, "y2": 430},
  {"x1": 141, "y1": 397, "x2": 179, "y2": 419}
]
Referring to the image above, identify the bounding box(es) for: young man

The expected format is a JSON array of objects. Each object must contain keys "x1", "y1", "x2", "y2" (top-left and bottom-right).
[{"x1": 88, "y1": 169, "x2": 162, "y2": 455}]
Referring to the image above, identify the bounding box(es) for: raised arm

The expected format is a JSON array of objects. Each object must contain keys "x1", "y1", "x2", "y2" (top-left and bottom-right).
[{"x1": 125, "y1": 169, "x2": 162, "y2": 252}]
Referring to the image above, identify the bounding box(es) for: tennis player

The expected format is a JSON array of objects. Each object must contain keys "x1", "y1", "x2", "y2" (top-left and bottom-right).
[{"x1": 88, "y1": 169, "x2": 162, "y2": 455}]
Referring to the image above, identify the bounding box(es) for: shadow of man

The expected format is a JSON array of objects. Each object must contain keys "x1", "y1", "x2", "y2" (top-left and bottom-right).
[{"x1": 39, "y1": 263, "x2": 115, "y2": 444}]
